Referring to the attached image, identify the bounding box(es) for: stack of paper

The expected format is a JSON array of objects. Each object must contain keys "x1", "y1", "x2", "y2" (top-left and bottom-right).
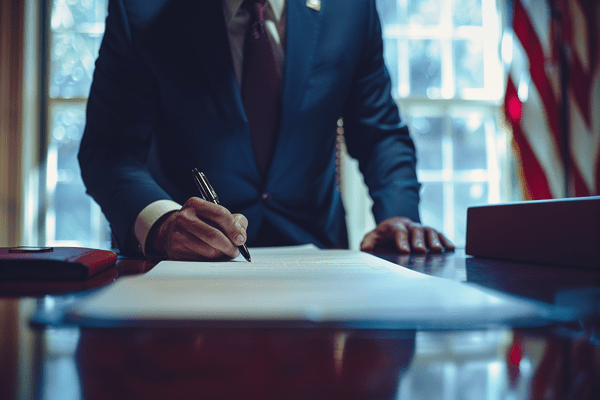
[{"x1": 66, "y1": 246, "x2": 562, "y2": 329}]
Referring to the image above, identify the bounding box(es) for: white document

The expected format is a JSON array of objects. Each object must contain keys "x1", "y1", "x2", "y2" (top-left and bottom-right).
[
  {"x1": 145, "y1": 245, "x2": 428, "y2": 281},
  {"x1": 67, "y1": 247, "x2": 557, "y2": 329}
]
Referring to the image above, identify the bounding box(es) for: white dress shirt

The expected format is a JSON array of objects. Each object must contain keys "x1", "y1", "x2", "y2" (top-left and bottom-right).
[{"x1": 134, "y1": 0, "x2": 286, "y2": 255}]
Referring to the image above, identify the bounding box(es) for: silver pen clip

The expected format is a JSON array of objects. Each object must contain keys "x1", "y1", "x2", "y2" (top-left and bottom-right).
[{"x1": 192, "y1": 169, "x2": 219, "y2": 204}]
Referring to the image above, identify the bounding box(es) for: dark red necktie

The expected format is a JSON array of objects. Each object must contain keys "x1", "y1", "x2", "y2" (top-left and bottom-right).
[{"x1": 242, "y1": 0, "x2": 281, "y2": 177}]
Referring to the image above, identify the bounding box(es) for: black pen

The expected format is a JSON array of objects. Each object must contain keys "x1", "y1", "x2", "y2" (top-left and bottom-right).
[{"x1": 192, "y1": 168, "x2": 251, "y2": 262}]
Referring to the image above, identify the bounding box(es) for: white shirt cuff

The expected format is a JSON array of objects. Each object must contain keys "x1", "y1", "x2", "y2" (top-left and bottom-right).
[{"x1": 134, "y1": 200, "x2": 181, "y2": 256}]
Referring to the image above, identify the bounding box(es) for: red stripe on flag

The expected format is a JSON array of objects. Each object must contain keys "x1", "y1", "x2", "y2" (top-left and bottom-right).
[
  {"x1": 569, "y1": 56, "x2": 593, "y2": 128},
  {"x1": 572, "y1": 162, "x2": 592, "y2": 196},
  {"x1": 505, "y1": 78, "x2": 554, "y2": 199},
  {"x1": 565, "y1": 0, "x2": 599, "y2": 130},
  {"x1": 513, "y1": 0, "x2": 563, "y2": 153},
  {"x1": 566, "y1": 0, "x2": 600, "y2": 195}
]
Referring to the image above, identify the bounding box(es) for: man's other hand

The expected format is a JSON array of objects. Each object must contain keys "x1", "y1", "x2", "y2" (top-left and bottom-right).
[
  {"x1": 360, "y1": 216, "x2": 455, "y2": 254},
  {"x1": 149, "y1": 197, "x2": 248, "y2": 260}
]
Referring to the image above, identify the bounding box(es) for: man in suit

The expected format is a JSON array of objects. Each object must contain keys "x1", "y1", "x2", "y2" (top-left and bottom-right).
[{"x1": 78, "y1": 0, "x2": 454, "y2": 260}]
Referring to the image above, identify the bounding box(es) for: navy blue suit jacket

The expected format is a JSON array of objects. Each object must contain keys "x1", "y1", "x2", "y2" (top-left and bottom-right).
[{"x1": 79, "y1": 0, "x2": 421, "y2": 253}]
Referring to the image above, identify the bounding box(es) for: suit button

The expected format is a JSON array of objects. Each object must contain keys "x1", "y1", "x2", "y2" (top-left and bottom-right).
[{"x1": 261, "y1": 192, "x2": 271, "y2": 202}]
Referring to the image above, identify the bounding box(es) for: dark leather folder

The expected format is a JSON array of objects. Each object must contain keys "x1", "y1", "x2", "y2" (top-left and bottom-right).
[
  {"x1": 465, "y1": 196, "x2": 600, "y2": 269},
  {"x1": 0, "y1": 247, "x2": 118, "y2": 280}
]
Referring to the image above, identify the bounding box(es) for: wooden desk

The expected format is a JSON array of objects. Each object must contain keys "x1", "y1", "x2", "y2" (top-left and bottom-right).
[{"x1": 3, "y1": 250, "x2": 600, "y2": 400}]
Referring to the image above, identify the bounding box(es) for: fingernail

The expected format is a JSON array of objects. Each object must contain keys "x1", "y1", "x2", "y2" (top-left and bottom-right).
[{"x1": 236, "y1": 234, "x2": 244, "y2": 245}]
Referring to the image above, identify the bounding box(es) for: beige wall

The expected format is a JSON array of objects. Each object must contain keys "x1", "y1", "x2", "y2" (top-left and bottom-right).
[
  {"x1": 1, "y1": 0, "x2": 41, "y2": 249},
  {"x1": 1, "y1": 1, "x2": 39, "y2": 399},
  {"x1": 0, "y1": 0, "x2": 25, "y2": 248},
  {"x1": 0, "y1": 2, "x2": 23, "y2": 397}
]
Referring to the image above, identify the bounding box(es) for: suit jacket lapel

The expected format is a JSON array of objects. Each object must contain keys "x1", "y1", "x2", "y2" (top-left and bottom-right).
[
  {"x1": 182, "y1": 0, "x2": 246, "y2": 127},
  {"x1": 266, "y1": 0, "x2": 323, "y2": 181},
  {"x1": 280, "y1": 0, "x2": 323, "y2": 128}
]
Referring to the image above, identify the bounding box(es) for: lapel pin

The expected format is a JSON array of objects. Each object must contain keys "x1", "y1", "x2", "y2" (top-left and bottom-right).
[{"x1": 306, "y1": 0, "x2": 321, "y2": 11}]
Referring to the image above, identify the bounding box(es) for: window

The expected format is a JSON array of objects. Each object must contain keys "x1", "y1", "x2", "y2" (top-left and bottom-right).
[
  {"x1": 44, "y1": 0, "x2": 109, "y2": 248},
  {"x1": 343, "y1": 0, "x2": 509, "y2": 249},
  {"x1": 42, "y1": 0, "x2": 509, "y2": 250}
]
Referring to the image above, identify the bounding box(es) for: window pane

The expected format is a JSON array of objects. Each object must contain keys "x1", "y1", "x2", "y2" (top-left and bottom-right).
[
  {"x1": 376, "y1": 0, "x2": 402, "y2": 27},
  {"x1": 384, "y1": 38, "x2": 399, "y2": 99},
  {"x1": 48, "y1": 105, "x2": 111, "y2": 247},
  {"x1": 50, "y1": 0, "x2": 106, "y2": 99},
  {"x1": 411, "y1": 116, "x2": 444, "y2": 170},
  {"x1": 51, "y1": 0, "x2": 107, "y2": 28},
  {"x1": 454, "y1": 182, "x2": 488, "y2": 245},
  {"x1": 452, "y1": 0, "x2": 483, "y2": 27},
  {"x1": 45, "y1": 0, "x2": 110, "y2": 249},
  {"x1": 49, "y1": 32, "x2": 103, "y2": 99},
  {"x1": 452, "y1": 114, "x2": 487, "y2": 170},
  {"x1": 408, "y1": 0, "x2": 442, "y2": 26},
  {"x1": 453, "y1": 39, "x2": 484, "y2": 91},
  {"x1": 49, "y1": 106, "x2": 89, "y2": 241},
  {"x1": 409, "y1": 39, "x2": 442, "y2": 97},
  {"x1": 419, "y1": 182, "x2": 444, "y2": 232}
]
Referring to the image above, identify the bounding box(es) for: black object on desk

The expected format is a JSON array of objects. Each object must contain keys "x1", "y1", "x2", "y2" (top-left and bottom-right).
[{"x1": 465, "y1": 196, "x2": 600, "y2": 269}]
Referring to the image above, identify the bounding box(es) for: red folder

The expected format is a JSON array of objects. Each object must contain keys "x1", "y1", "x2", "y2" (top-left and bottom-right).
[{"x1": 0, "y1": 247, "x2": 118, "y2": 280}]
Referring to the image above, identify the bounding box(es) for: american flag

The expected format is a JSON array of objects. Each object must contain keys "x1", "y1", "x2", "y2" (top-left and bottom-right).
[{"x1": 504, "y1": 0, "x2": 600, "y2": 199}]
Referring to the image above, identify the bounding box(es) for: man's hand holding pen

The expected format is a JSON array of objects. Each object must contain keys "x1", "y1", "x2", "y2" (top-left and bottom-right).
[{"x1": 149, "y1": 197, "x2": 249, "y2": 261}]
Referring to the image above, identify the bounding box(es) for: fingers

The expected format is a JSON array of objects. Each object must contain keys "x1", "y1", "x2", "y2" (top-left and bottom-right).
[
  {"x1": 227, "y1": 214, "x2": 249, "y2": 247},
  {"x1": 404, "y1": 223, "x2": 455, "y2": 254},
  {"x1": 436, "y1": 232, "x2": 455, "y2": 252},
  {"x1": 159, "y1": 197, "x2": 248, "y2": 260},
  {"x1": 359, "y1": 231, "x2": 380, "y2": 253},
  {"x1": 407, "y1": 224, "x2": 426, "y2": 253},
  {"x1": 166, "y1": 219, "x2": 231, "y2": 260},
  {"x1": 425, "y1": 229, "x2": 443, "y2": 253},
  {"x1": 360, "y1": 216, "x2": 454, "y2": 254},
  {"x1": 185, "y1": 197, "x2": 247, "y2": 257}
]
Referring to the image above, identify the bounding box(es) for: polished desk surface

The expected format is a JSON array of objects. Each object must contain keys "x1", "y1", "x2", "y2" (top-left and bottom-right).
[{"x1": 2, "y1": 249, "x2": 600, "y2": 400}]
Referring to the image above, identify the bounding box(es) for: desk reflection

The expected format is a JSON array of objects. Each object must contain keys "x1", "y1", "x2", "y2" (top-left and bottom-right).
[
  {"x1": 465, "y1": 256, "x2": 600, "y2": 400},
  {"x1": 24, "y1": 250, "x2": 600, "y2": 399},
  {"x1": 526, "y1": 318, "x2": 600, "y2": 400},
  {"x1": 76, "y1": 328, "x2": 415, "y2": 400}
]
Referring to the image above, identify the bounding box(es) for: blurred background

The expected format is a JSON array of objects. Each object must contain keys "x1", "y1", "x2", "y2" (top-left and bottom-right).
[{"x1": 2, "y1": 0, "x2": 597, "y2": 251}]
